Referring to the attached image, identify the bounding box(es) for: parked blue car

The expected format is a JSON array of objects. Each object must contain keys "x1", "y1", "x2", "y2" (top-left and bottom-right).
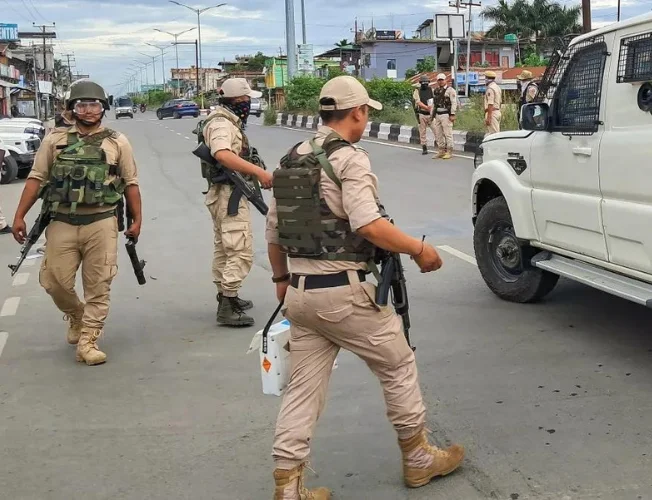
[{"x1": 156, "y1": 99, "x2": 200, "y2": 120}]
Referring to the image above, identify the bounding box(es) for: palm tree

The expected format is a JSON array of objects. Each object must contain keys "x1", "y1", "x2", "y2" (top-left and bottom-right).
[{"x1": 335, "y1": 39, "x2": 351, "y2": 48}]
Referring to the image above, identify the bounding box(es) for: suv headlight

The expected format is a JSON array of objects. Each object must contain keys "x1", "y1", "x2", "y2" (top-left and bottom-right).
[{"x1": 473, "y1": 145, "x2": 484, "y2": 169}]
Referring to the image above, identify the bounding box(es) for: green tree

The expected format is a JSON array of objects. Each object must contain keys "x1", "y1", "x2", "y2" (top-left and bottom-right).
[
  {"x1": 415, "y1": 56, "x2": 436, "y2": 74},
  {"x1": 335, "y1": 39, "x2": 351, "y2": 48},
  {"x1": 247, "y1": 51, "x2": 268, "y2": 72}
]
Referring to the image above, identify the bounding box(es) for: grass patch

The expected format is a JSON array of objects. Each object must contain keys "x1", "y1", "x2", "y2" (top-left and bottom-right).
[
  {"x1": 263, "y1": 106, "x2": 278, "y2": 126},
  {"x1": 455, "y1": 94, "x2": 519, "y2": 132}
]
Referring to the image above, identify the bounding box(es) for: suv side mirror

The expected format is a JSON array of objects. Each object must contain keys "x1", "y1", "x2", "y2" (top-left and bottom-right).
[{"x1": 521, "y1": 102, "x2": 550, "y2": 131}]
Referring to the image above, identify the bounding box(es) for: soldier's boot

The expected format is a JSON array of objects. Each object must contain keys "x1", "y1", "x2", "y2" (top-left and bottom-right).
[
  {"x1": 398, "y1": 428, "x2": 465, "y2": 488},
  {"x1": 217, "y1": 292, "x2": 253, "y2": 311},
  {"x1": 75, "y1": 328, "x2": 107, "y2": 366},
  {"x1": 63, "y1": 304, "x2": 85, "y2": 345},
  {"x1": 432, "y1": 149, "x2": 445, "y2": 159},
  {"x1": 421, "y1": 145, "x2": 428, "y2": 155},
  {"x1": 442, "y1": 149, "x2": 453, "y2": 160},
  {"x1": 216, "y1": 296, "x2": 255, "y2": 327},
  {"x1": 273, "y1": 464, "x2": 331, "y2": 500}
]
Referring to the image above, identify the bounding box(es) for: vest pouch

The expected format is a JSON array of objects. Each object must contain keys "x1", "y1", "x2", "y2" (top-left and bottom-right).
[
  {"x1": 68, "y1": 165, "x2": 88, "y2": 205},
  {"x1": 274, "y1": 166, "x2": 323, "y2": 257},
  {"x1": 84, "y1": 165, "x2": 107, "y2": 205},
  {"x1": 48, "y1": 162, "x2": 72, "y2": 204}
]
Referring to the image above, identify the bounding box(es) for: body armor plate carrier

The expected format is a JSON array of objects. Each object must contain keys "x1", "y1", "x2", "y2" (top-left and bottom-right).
[
  {"x1": 47, "y1": 129, "x2": 124, "y2": 214},
  {"x1": 273, "y1": 132, "x2": 381, "y2": 262}
]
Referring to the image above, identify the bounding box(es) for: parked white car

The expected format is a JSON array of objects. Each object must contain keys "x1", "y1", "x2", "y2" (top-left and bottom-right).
[
  {"x1": 471, "y1": 12, "x2": 652, "y2": 308},
  {"x1": 0, "y1": 129, "x2": 40, "y2": 181},
  {"x1": 0, "y1": 119, "x2": 45, "y2": 140},
  {"x1": 0, "y1": 142, "x2": 18, "y2": 184}
]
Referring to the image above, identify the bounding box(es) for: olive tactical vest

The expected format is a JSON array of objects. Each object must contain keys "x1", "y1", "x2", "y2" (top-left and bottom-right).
[
  {"x1": 273, "y1": 133, "x2": 380, "y2": 262},
  {"x1": 47, "y1": 129, "x2": 125, "y2": 214},
  {"x1": 433, "y1": 86, "x2": 452, "y2": 114}
]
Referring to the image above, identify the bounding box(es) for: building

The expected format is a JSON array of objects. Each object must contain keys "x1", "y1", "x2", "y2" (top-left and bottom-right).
[
  {"x1": 170, "y1": 66, "x2": 223, "y2": 92},
  {"x1": 314, "y1": 45, "x2": 361, "y2": 76},
  {"x1": 359, "y1": 20, "x2": 517, "y2": 81}
]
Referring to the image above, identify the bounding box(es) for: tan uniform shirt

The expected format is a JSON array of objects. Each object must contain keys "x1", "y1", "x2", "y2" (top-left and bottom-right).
[
  {"x1": 266, "y1": 126, "x2": 383, "y2": 275},
  {"x1": 28, "y1": 124, "x2": 139, "y2": 215},
  {"x1": 484, "y1": 81, "x2": 502, "y2": 111},
  {"x1": 202, "y1": 106, "x2": 244, "y2": 206}
]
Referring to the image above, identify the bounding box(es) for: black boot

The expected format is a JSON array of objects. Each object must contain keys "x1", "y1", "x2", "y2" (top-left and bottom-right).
[
  {"x1": 217, "y1": 293, "x2": 253, "y2": 311},
  {"x1": 216, "y1": 296, "x2": 255, "y2": 327},
  {"x1": 422, "y1": 145, "x2": 428, "y2": 155}
]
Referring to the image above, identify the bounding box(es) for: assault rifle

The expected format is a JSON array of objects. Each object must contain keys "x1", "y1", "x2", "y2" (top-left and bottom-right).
[
  {"x1": 8, "y1": 204, "x2": 52, "y2": 276},
  {"x1": 192, "y1": 142, "x2": 269, "y2": 216},
  {"x1": 117, "y1": 199, "x2": 147, "y2": 285}
]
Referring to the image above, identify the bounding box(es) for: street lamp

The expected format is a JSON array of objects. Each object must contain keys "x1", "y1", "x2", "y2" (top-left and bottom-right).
[
  {"x1": 145, "y1": 43, "x2": 168, "y2": 91},
  {"x1": 138, "y1": 51, "x2": 158, "y2": 88},
  {"x1": 168, "y1": 1, "x2": 226, "y2": 69},
  {"x1": 154, "y1": 27, "x2": 196, "y2": 97}
]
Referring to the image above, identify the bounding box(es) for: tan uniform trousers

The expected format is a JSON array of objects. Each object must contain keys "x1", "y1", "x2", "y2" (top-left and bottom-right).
[
  {"x1": 434, "y1": 113, "x2": 454, "y2": 152},
  {"x1": 418, "y1": 113, "x2": 435, "y2": 146},
  {"x1": 272, "y1": 270, "x2": 427, "y2": 469},
  {"x1": 39, "y1": 216, "x2": 118, "y2": 331},
  {"x1": 485, "y1": 110, "x2": 502, "y2": 136},
  {"x1": 0, "y1": 203, "x2": 7, "y2": 229},
  {"x1": 206, "y1": 184, "x2": 253, "y2": 298}
]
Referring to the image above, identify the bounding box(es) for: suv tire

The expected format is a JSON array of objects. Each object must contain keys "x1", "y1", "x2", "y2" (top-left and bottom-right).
[
  {"x1": 1, "y1": 155, "x2": 18, "y2": 184},
  {"x1": 474, "y1": 196, "x2": 559, "y2": 303}
]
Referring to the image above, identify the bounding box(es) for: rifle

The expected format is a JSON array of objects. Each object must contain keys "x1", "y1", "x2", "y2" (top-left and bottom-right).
[
  {"x1": 117, "y1": 198, "x2": 147, "y2": 286},
  {"x1": 8, "y1": 204, "x2": 52, "y2": 276},
  {"x1": 192, "y1": 142, "x2": 269, "y2": 216}
]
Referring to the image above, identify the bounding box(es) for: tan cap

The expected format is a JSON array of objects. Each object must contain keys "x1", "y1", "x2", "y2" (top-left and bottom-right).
[
  {"x1": 436, "y1": 73, "x2": 446, "y2": 80},
  {"x1": 220, "y1": 78, "x2": 262, "y2": 98},
  {"x1": 517, "y1": 70, "x2": 533, "y2": 80},
  {"x1": 485, "y1": 70, "x2": 497, "y2": 79},
  {"x1": 319, "y1": 76, "x2": 382, "y2": 111}
]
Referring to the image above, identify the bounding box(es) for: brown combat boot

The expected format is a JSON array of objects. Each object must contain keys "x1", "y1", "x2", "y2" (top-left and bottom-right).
[
  {"x1": 398, "y1": 428, "x2": 465, "y2": 488},
  {"x1": 75, "y1": 328, "x2": 107, "y2": 366},
  {"x1": 432, "y1": 149, "x2": 445, "y2": 159},
  {"x1": 63, "y1": 304, "x2": 85, "y2": 345},
  {"x1": 442, "y1": 149, "x2": 453, "y2": 160},
  {"x1": 273, "y1": 464, "x2": 331, "y2": 500}
]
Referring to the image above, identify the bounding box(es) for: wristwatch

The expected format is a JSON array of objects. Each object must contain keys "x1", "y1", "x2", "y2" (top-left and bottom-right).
[{"x1": 272, "y1": 273, "x2": 291, "y2": 283}]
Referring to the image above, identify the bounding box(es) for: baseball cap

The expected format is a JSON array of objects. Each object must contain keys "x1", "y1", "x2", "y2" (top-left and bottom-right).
[
  {"x1": 485, "y1": 70, "x2": 497, "y2": 79},
  {"x1": 517, "y1": 70, "x2": 533, "y2": 80},
  {"x1": 220, "y1": 78, "x2": 262, "y2": 98},
  {"x1": 436, "y1": 73, "x2": 446, "y2": 80},
  {"x1": 319, "y1": 76, "x2": 382, "y2": 111}
]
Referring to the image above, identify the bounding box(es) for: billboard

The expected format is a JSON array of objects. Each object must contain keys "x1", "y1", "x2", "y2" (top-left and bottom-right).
[
  {"x1": 297, "y1": 44, "x2": 314, "y2": 74},
  {"x1": 0, "y1": 23, "x2": 19, "y2": 42}
]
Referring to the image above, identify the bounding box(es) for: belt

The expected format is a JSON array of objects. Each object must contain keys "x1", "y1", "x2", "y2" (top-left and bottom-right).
[
  {"x1": 290, "y1": 270, "x2": 367, "y2": 290},
  {"x1": 435, "y1": 110, "x2": 450, "y2": 115},
  {"x1": 53, "y1": 210, "x2": 116, "y2": 226}
]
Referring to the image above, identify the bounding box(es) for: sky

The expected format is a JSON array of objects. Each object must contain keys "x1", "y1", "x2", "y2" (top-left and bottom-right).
[{"x1": 4, "y1": 0, "x2": 650, "y2": 96}]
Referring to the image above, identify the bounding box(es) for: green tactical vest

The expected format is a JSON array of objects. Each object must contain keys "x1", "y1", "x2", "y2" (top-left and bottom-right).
[
  {"x1": 273, "y1": 132, "x2": 380, "y2": 262},
  {"x1": 433, "y1": 86, "x2": 452, "y2": 114},
  {"x1": 46, "y1": 129, "x2": 125, "y2": 214}
]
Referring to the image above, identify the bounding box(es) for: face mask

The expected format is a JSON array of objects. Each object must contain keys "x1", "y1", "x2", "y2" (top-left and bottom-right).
[
  {"x1": 421, "y1": 83, "x2": 429, "y2": 89},
  {"x1": 224, "y1": 99, "x2": 251, "y2": 126}
]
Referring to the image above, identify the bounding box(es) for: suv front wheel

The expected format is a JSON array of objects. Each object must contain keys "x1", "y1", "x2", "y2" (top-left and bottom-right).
[{"x1": 474, "y1": 196, "x2": 559, "y2": 303}]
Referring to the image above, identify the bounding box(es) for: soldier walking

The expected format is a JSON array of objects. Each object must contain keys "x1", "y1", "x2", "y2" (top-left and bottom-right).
[
  {"x1": 11, "y1": 81, "x2": 142, "y2": 366},
  {"x1": 432, "y1": 73, "x2": 458, "y2": 160},
  {"x1": 484, "y1": 71, "x2": 502, "y2": 135},
  {"x1": 412, "y1": 75, "x2": 436, "y2": 155},
  {"x1": 266, "y1": 76, "x2": 465, "y2": 499}
]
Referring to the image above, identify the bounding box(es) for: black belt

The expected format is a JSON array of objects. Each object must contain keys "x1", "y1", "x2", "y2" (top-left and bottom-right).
[
  {"x1": 435, "y1": 111, "x2": 450, "y2": 115},
  {"x1": 53, "y1": 210, "x2": 116, "y2": 226},
  {"x1": 290, "y1": 270, "x2": 366, "y2": 290}
]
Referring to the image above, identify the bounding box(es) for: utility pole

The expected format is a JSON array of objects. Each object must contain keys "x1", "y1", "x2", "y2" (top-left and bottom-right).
[
  {"x1": 32, "y1": 45, "x2": 39, "y2": 120},
  {"x1": 617, "y1": 0, "x2": 621, "y2": 21},
  {"x1": 582, "y1": 0, "x2": 592, "y2": 33},
  {"x1": 448, "y1": 1, "x2": 462, "y2": 91},
  {"x1": 285, "y1": 0, "x2": 297, "y2": 79},
  {"x1": 33, "y1": 22, "x2": 56, "y2": 120},
  {"x1": 62, "y1": 52, "x2": 74, "y2": 86},
  {"x1": 458, "y1": 0, "x2": 481, "y2": 98},
  {"x1": 300, "y1": 0, "x2": 307, "y2": 44},
  {"x1": 146, "y1": 43, "x2": 168, "y2": 91},
  {"x1": 154, "y1": 27, "x2": 196, "y2": 97},
  {"x1": 139, "y1": 52, "x2": 158, "y2": 89}
]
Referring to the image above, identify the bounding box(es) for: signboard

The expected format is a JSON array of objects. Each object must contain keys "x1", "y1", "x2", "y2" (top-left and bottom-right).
[
  {"x1": 38, "y1": 80, "x2": 53, "y2": 95},
  {"x1": 17, "y1": 30, "x2": 56, "y2": 39},
  {"x1": 435, "y1": 14, "x2": 465, "y2": 39},
  {"x1": 375, "y1": 30, "x2": 403, "y2": 41},
  {"x1": 0, "y1": 23, "x2": 19, "y2": 42},
  {"x1": 297, "y1": 44, "x2": 314, "y2": 74},
  {"x1": 457, "y1": 72, "x2": 479, "y2": 85}
]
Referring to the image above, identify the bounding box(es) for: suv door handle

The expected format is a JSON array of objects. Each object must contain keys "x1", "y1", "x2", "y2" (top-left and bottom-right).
[{"x1": 572, "y1": 147, "x2": 592, "y2": 157}]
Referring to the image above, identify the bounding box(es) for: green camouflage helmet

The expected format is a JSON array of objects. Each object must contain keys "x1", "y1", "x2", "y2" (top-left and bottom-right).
[{"x1": 67, "y1": 80, "x2": 110, "y2": 111}]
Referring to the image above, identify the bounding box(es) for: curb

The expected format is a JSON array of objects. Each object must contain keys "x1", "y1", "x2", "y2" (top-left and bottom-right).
[{"x1": 275, "y1": 112, "x2": 484, "y2": 153}]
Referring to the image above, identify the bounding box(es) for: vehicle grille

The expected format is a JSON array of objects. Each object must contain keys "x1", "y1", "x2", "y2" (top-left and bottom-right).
[{"x1": 26, "y1": 138, "x2": 41, "y2": 152}]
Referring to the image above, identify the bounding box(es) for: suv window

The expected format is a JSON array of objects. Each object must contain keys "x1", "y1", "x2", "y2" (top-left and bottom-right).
[
  {"x1": 617, "y1": 32, "x2": 652, "y2": 83},
  {"x1": 116, "y1": 97, "x2": 133, "y2": 107},
  {"x1": 552, "y1": 41, "x2": 607, "y2": 134}
]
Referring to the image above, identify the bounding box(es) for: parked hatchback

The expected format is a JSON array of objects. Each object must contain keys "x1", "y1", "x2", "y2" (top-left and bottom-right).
[{"x1": 156, "y1": 99, "x2": 199, "y2": 120}]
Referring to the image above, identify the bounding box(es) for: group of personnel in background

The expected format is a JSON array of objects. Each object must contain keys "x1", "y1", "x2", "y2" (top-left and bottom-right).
[{"x1": 413, "y1": 69, "x2": 540, "y2": 155}]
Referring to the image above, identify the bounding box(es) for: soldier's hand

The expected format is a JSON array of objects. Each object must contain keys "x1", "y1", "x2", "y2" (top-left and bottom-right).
[
  {"x1": 276, "y1": 280, "x2": 290, "y2": 302},
  {"x1": 413, "y1": 243, "x2": 443, "y2": 273},
  {"x1": 449, "y1": 115, "x2": 456, "y2": 123},
  {"x1": 257, "y1": 170, "x2": 274, "y2": 190},
  {"x1": 12, "y1": 218, "x2": 27, "y2": 244},
  {"x1": 485, "y1": 117, "x2": 492, "y2": 126},
  {"x1": 125, "y1": 221, "x2": 141, "y2": 240}
]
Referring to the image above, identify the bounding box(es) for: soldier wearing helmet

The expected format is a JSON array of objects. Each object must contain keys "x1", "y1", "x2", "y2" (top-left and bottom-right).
[
  {"x1": 11, "y1": 80, "x2": 142, "y2": 366},
  {"x1": 412, "y1": 74, "x2": 436, "y2": 155}
]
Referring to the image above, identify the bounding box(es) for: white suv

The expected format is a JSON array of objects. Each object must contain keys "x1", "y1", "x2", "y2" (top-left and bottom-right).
[{"x1": 471, "y1": 12, "x2": 652, "y2": 308}]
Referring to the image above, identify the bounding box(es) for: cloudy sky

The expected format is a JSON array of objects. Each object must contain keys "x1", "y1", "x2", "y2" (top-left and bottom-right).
[{"x1": 5, "y1": 0, "x2": 650, "y2": 95}]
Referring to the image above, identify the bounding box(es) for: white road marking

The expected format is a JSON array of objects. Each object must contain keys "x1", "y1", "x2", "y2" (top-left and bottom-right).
[
  {"x1": 0, "y1": 331, "x2": 7, "y2": 358},
  {"x1": 177, "y1": 132, "x2": 182, "y2": 136},
  {"x1": 438, "y1": 245, "x2": 478, "y2": 266},
  {"x1": 12, "y1": 273, "x2": 29, "y2": 286},
  {"x1": 184, "y1": 136, "x2": 191, "y2": 140},
  {"x1": 0, "y1": 297, "x2": 21, "y2": 317},
  {"x1": 275, "y1": 125, "x2": 474, "y2": 159}
]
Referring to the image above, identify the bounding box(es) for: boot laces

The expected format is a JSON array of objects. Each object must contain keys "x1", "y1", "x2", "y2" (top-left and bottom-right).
[
  {"x1": 296, "y1": 463, "x2": 319, "y2": 499},
  {"x1": 228, "y1": 297, "x2": 246, "y2": 315},
  {"x1": 421, "y1": 428, "x2": 449, "y2": 459}
]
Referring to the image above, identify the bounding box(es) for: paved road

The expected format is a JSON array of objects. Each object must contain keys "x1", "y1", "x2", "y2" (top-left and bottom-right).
[{"x1": 0, "y1": 112, "x2": 651, "y2": 500}]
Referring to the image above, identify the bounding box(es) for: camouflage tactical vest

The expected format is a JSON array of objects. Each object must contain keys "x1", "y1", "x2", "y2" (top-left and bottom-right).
[
  {"x1": 273, "y1": 133, "x2": 379, "y2": 262},
  {"x1": 47, "y1": 129, "x2": 125, "y2": 214},
  {"x1": 433, "y1": 86, "x2": 452, "y2": 114}
]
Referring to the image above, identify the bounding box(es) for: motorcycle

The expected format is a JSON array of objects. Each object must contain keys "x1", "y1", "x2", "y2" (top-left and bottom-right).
[
  {"x1": 132, "y1": 105, "x2": 138, "y2": 113},
  {"x1": 140, "y1": 104, "x2": 146, "y2": 113}
]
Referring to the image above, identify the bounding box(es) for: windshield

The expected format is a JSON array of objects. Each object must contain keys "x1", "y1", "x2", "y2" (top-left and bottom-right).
[{"x1": 116, "y1": 97, "x2": 133, "y2": 107}]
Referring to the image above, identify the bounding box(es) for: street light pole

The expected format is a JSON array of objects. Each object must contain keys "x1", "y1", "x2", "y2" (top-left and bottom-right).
[
  {"x1": 168, "y1": 1, "x2": 227, "y2": 70},
  {"x1": 154, "y1": 27, "x2": 196, "y2": 97},
  {"x1": 146, "y1": 43, "x2": 168, "y2": 91},
  {"x1": 173, "y1": 39, "x2": 201, "y2": 106},
  {"x1": 138, "y1": 52, "x2": 158, "y2": 89}
]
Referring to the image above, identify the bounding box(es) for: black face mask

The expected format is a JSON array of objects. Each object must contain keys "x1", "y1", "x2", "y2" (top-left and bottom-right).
[
  {"x1": 421, "y1": 83, "x2": 429, "y2": 89},
  {"x1": 224, "y1": 99, "x2": 251, "y2": 126}
]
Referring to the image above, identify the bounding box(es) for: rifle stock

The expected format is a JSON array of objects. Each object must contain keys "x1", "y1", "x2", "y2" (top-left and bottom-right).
[{"x1": 192, "y1": 142, "x2": 269, "y2": 216}]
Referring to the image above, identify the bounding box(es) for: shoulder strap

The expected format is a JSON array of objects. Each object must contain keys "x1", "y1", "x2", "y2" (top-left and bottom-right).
[
  {"x1": 309, "y1": 132, "x2": 352, "y2": 189},
  {"x1": 61, "y1": 129, "x2": 115, "y2": 155}
]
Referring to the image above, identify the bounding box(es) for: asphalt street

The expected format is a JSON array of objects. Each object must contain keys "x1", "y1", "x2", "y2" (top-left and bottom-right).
[{"x1": 0, "y1": 112, "x2": 651, "y2": 500}]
